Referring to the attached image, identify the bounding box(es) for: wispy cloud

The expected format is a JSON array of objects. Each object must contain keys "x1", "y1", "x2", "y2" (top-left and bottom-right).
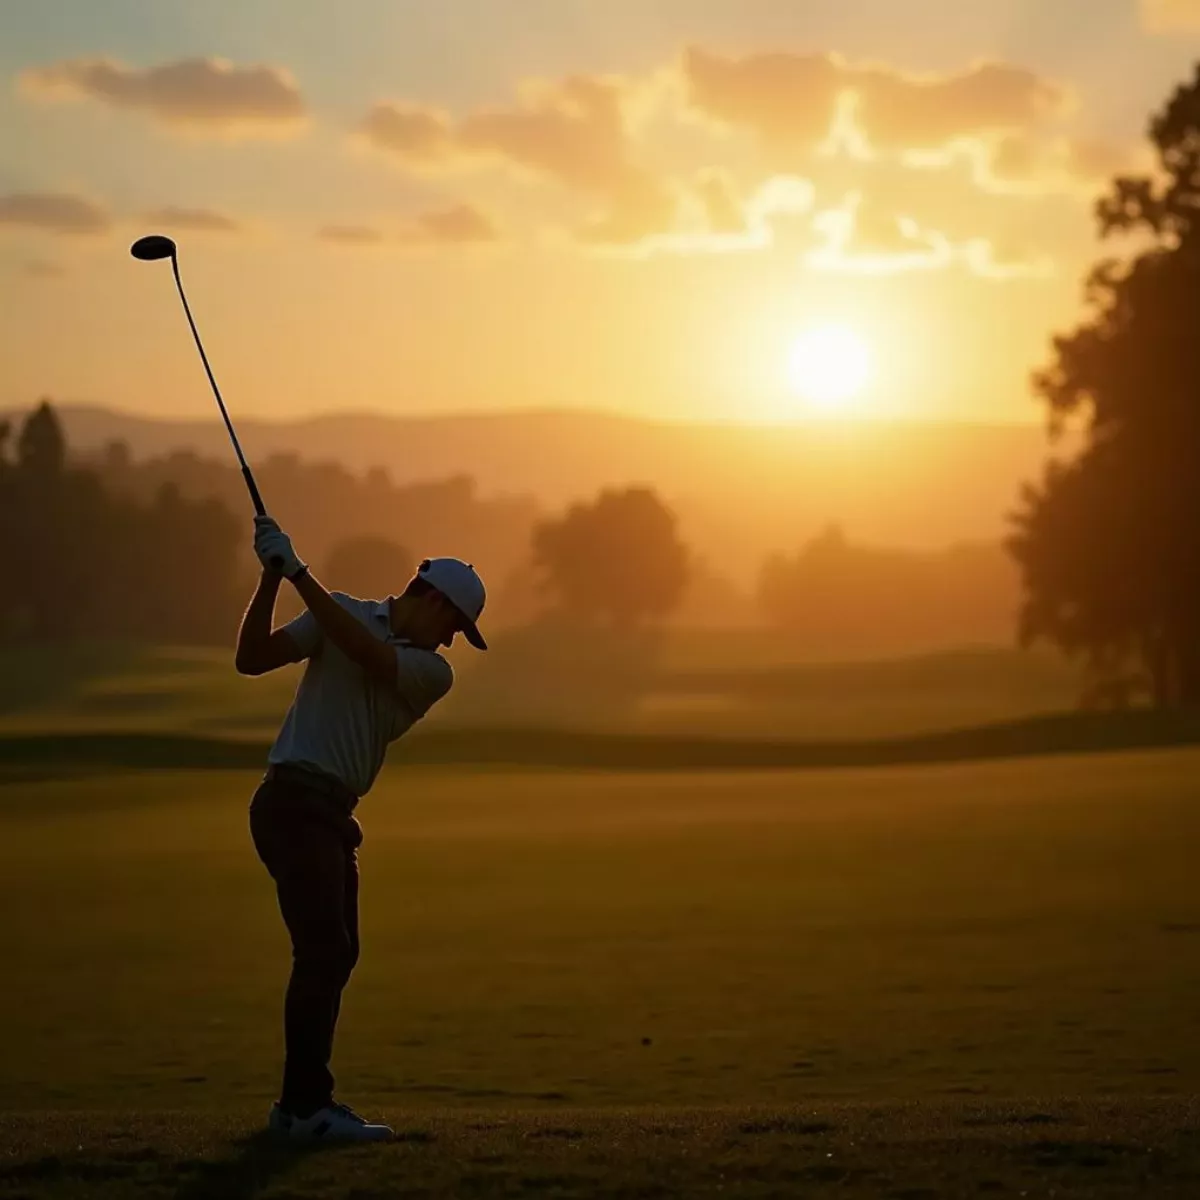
[
  {"x1": 400, "y1": 203, "x2": 500, "y2": 246},
  {"x1": 22, "y1": 258, "x2": 65, "y2": 279},
  {"x1": 19, "y1": 56, "x2": 306, "y2": 136},
  {"x1": 0, "y1": 191, "x2": 110, "y2": 235},
  {"x1": 141, "y1": 206, "x2": 241, "y2": 232},
  {"x1": 358, "y1": 104, "x2": 455, "y2": 165},
  {"x1": 317, "y1": 206, "x2": 500, "y2": 248}
]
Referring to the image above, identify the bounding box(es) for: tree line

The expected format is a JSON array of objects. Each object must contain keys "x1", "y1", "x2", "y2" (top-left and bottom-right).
[
  {"x1": 0, "y1": 403, "x2": 241, "y2": 643},
  {"x1": 1, "y1": 399, "x2": 1024, "y2": 652}
]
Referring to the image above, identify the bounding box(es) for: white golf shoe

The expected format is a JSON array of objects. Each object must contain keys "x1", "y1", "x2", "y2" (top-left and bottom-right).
[
  {"x1": 268, "y1": 1101, "x2": 293, "y2": 1136},
  {"x1": 277, "y1": 1101, "x2": 394, "y2": 1143}
]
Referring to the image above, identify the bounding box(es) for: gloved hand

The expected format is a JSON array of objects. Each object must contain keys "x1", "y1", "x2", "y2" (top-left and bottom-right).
[{"x1": 254, "y1": 515, "x2": 307, "y2": 579}]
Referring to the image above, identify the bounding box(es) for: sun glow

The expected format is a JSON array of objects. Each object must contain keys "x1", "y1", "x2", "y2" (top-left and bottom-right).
[{"x1": 787, "y1": 324, "x2": 873, "y2": 416}]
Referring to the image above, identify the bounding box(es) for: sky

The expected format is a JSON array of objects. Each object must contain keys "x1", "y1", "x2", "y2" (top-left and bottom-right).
[{"x1": 2, "y1": 0, "x2": 1200, "y2": 427}]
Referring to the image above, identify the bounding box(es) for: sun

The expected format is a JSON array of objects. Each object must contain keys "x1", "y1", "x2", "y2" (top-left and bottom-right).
[{"x1": 786, "y1": 324, "x2": 873, "y2": 416}]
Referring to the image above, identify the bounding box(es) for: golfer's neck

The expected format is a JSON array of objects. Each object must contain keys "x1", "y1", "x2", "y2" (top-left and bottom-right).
[{"x1": 388, "y1": 597, "x2": 435, "y2": 648}]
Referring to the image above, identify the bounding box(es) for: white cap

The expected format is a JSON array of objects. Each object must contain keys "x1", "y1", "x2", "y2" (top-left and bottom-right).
[{"x1": 417, "y1": 557, "x2": 487, "y2": 650}]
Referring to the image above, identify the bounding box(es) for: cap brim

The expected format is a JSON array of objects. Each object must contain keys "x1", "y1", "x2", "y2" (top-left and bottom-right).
[{"x1": 462, "y1": 620, "x2": 487, "y2": 650}]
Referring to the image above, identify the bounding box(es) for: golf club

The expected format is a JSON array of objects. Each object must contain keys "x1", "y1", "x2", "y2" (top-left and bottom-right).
[{"x1": 131, "y1": 234, "x2": 282, "y2": 568}]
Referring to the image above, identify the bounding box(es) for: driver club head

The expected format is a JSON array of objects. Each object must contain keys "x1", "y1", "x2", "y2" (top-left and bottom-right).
[{"x1": 130, "y1": 234, "x2": 177, "y2": 262}]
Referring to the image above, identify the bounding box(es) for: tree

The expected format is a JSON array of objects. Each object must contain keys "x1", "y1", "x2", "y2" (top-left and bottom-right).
[
  {"x1": 760, "y1": 526, "x2": 1019, "y2": 654},
  {"x1": 0, "y1": 400, "x2": 246, "y2": 645},
  {"x1": 17, "y1": 399, "x2": 66, "y2": 477},
  {"x1": 1009, "y1": 64, "x2": 1200, "y2": 707},
  {"x1": 322, "y1": 535, "x2": 414, "y2": 599},
  {"x1": 531, "y1": 486, "x2": 689, "y2": 627}
]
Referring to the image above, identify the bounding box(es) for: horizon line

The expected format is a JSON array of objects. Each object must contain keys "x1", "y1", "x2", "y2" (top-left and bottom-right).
[{"x1": 1, "y1": 398, "x2": 1051, "y2": 434}]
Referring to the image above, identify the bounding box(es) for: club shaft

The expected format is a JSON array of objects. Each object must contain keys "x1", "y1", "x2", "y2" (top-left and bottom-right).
[{"x1": 170, "y1": 256, "x2": 266, "y2": 517}]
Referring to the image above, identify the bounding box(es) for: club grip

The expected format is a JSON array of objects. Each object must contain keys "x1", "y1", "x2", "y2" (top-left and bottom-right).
[
  {"x1": 243, "y1": 466, "x2": 284, "y2": 570},
  {"x1": 242, "y1": 465, "x2": 266, "y2": 517}
]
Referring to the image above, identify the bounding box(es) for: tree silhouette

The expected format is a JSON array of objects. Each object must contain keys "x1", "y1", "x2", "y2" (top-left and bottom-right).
[
  {"x1": 323, "y1": 535, "x2": 414, "y2": 599},
  {"x1": 1010, "y1": 64, "x2": 1200, "y2": 707},
  {"x1": 760, "y1": 525, "x2": 1018, "y2": 653},
  {"x1": 17, "y1": 399, "x2": 66, "y2": 477},
  {"x1": 531, "y1": 486, "x2": 689, "y2": 627},
  {"x1": 1, "y1": 400, "x2": 245, "y2": 644}
]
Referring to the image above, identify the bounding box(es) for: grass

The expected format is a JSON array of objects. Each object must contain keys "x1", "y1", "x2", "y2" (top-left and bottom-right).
[
  {"x1": 0, "y1": 640, "x2": 1194, "y2": 1195},
  {"x1": 5, "y1": 708, "x2": 1200, "y2": 783},
  {"x1": 3, "y1": 753, "x2": 1200, "y2": 1112},
  {"x1": 3, "y1": 1101, "x2": 1199, "y2": 1198},
  {"x1": 0, "y1": 637, "x2": 1082, "y2": 741}
]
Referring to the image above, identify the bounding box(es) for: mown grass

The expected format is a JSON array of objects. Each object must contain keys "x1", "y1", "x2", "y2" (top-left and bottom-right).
[
  {"x1": 2, "y1": 1101, "x2": 1198, "y2": 1198},
  {"x1": 1, "y1": 641, "x2": 1193, "y2": 1196},
  {"x1": 3, "y1": 751, "x2": 1199, "y2": 1112},
  {"x1": 0, "y1": 637, "x2": 1081, "y2": 741}
]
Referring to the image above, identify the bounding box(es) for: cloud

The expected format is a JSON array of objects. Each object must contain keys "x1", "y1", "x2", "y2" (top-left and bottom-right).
[
  {"x1": 578, "y1": 173, "x2": 679, "y2": 245},
  {"x1": 22, "y1": 258, "x2": 65, "y2": 279},
  {"x1": 607, "y1": 173, "x2": 815, "y2": 257},
  {"x1": 456, "y1": 76, "x2": 636, "y2": 192},
  {"x1": 0, "y1": 191, "x2": 110, "y2": 235},
  {"x1": 851, "y1": 62, "x2": 1066, "y2": 152},
  {"x1": 357, "y1": 103, "x2": 455, "y2": 164},
  {"x1": 401, "y1": 203, "x2": 500, "y2": 246},
  {"x1": 912, "y1": 133, "x2": 1138, "y2": 195},
  {"x1": 141, "y1": 206, "x2": 240, "y2": 232},
  {"x1": 1142, "y1": 0, "x2": 1200, "y2": 31},
  {"x1": 316, "y1": 207, "x2": 500, "y2": 248},
  {"x1": 681, "y1": 47, "x2": 1068, "y2": 156},
  {"x1": 358, "y1": 74, "x2": 676, "y2": 244},
  {"x1": 19, "y1": 56, "x2": 306, "y2": 135},
  {"x1": 683, "y1": 48, "x2": 843, "y2": 147},
  {"x1": 805, "y1": 191, "x2": 1054, "y2": 278},
  {"x1": 317, "y1": 224, "x2": 386, "y2": 245},
  {"x1": 696, "y1": 169, "x2": 749, "y2": 234},
  {"x1": 354, "y1": 50, "x2": 1082, "y2": 254},
  {"x1": 361, "y1": 76, "x2": 638, "y2": 188}
]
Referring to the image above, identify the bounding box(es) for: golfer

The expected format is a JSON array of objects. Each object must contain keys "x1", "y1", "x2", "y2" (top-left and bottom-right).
[{"x1": 234, "y1": 515, "x2": 487, "y2": 1142}]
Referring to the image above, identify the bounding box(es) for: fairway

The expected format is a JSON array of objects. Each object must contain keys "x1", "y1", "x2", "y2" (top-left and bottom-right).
[
  {"x1": 5, "y1": 1101, "x2": 1200, "y2": 1198},
  {"x1": 4, "y1": 751, "x2": 1200, "y2": 1113}
]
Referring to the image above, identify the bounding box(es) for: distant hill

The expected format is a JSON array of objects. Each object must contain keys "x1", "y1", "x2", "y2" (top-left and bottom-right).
[{"x1": 2, "y1": 403, "x2": 1073, "y2": 577}]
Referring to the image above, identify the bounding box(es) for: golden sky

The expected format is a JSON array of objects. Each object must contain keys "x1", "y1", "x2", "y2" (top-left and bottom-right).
[{"x1": 2, "y1": 0, "x2": 1199, "y2": 426}]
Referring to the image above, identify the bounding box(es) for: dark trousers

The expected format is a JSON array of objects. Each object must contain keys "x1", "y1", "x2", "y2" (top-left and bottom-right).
[{"x1": 249, "y1": 776, "x2": 364, "y2": 1118}]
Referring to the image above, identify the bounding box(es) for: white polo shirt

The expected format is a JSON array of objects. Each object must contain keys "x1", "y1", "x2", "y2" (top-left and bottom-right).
[{"x1": 267, "y1": 593, "x2": 454, "y2": 797}]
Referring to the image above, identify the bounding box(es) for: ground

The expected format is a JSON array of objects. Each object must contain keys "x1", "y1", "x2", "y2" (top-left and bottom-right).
[
  {"x1": 1, "y1": 644, "x2": 1198, "y2": 1195},
  {"x1": 4, "y1": 1101, "x2": 1200, "y2": 1198}
]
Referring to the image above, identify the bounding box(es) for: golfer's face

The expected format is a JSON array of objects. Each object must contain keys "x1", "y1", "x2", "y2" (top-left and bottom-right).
[{"x1": 429, "y1": 593, "x2": 462, "y2": 646}]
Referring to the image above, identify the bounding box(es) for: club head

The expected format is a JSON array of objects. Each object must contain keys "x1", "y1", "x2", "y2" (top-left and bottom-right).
[{"x1": 130, "y1": 234, "x2": 177, "y2": 262}]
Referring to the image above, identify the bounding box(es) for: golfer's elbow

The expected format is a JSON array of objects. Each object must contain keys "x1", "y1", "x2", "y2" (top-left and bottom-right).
[
  {"x1": 235, "y1": 650, "x2": 265, "y2": 676},
  {"x1": 235, "y1": 640, "x2": 272, "y2": 675}
]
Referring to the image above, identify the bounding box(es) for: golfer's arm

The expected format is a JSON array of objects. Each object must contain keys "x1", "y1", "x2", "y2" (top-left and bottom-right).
[
  {"x1": 289, "y1": 570, "x2": 395, "y2": 685},
  {"x1": 235, "y1": 570, "x2": 302, "y2": 675}
]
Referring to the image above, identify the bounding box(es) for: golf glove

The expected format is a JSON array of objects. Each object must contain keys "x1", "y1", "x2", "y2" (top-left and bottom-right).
[{"x1": 253, "y1": 516, "x2": 306, "y2": 579}]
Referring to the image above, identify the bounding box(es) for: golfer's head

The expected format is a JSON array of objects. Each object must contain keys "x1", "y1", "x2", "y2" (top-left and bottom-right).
[{"x1": 404, "y1": 558, "x2": 488, "y2": 651}]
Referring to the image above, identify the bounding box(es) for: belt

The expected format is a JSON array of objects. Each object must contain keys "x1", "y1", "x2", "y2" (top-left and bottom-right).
[{"x1": 264, "y1": 762, "x2": 359, "y2": 813}]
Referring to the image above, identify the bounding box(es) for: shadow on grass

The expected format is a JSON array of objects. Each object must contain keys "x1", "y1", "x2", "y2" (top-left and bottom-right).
[
  {"x1": 3, "y1": 708, "x2": 1200, "y2": 783},
  {"x1": 0, "y1": 1132, "x2": 330, "y2": 1199},
  {"x1": 173, "y1": 1130, "x2": 353, "y2": 1200}
]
